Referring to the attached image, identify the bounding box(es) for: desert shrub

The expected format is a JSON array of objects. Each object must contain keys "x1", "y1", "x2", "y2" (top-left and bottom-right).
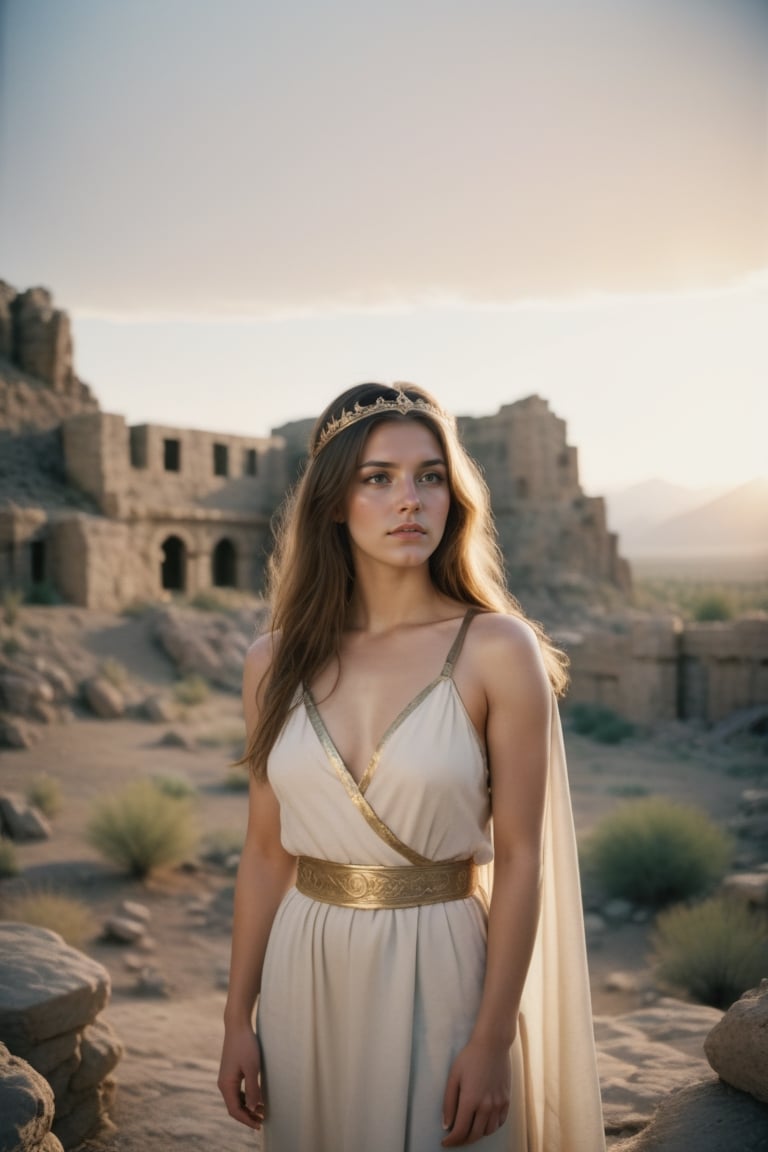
[
  {"x1": 25, "y1": 581, "x2": 62, "y2": 605},
  {"x1": 26, "y1": 774, "x2": 62, "y2": 819},
  {"x1": 584, "y1": 797, "x2": 730, "y2": 908},
  {"x1": 188, "y1": 589, "x2": 239, "y2": 614},
  {"x1": 152, "y1": 772, "x2": 197, "y2": 799},
  {"x1": 99, "y1": 657, "x2": 129, "y2": 688},
  {"x1": 568, "y1": 703, "x2": 636, "y2": 744},
  {"x1": 86, "y1": 779, "x2": 197, "y2": 878},
  {"x1": 2, "y1": 588, "x2": 23, "y2": 625},
  {"x1": 653, "y1": 896, "x2": 768, "y2": 1009},
  {"x1": 0, "y1": 839, "x2": 19, "y2": 878},
  {"x1": 2, "y1": 890, "x2": 96, "y2": 948},
  {"x1": 693, "y1": 592, "x2": 734, "y2": 622},
  {"x1": 174, "y1": 675, "x2": 210, "y2": 707}
]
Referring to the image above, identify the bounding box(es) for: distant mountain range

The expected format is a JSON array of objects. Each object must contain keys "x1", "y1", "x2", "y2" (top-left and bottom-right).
[{"x1": 603, "y1": 478, "x2": 768, "y2": 559}]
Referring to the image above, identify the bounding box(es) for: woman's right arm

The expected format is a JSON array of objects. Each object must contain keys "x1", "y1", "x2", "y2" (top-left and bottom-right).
[{"x1": 217, "y1": 635, "x2": 297, "y2": 1131}]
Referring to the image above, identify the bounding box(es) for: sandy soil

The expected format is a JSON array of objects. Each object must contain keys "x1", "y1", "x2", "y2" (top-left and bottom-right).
[{"x1": 1, "y1": 609, "x2": 764, "y2": 1150}]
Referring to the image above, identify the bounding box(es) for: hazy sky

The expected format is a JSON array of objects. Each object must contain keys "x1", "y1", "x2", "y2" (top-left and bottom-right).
[{"x1": 1, "y1": 0, "x2": 766, "y2": 492}]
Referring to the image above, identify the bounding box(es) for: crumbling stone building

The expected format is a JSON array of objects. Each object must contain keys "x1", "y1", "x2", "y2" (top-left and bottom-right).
[
  {"x1": 0, "y1": 280, "x2": 629, "y2": 612},
  {"x1": 3, "y1": 280, "x2": 766, "y2": 728}
]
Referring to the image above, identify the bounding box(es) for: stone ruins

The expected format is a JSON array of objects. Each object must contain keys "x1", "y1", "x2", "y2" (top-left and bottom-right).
[
  {"x1": 1, "y1": 279, "x2": 766, "y2": 727},
  {"x1": 0, "y1": 279, "x2": 629, "y2": 612}
]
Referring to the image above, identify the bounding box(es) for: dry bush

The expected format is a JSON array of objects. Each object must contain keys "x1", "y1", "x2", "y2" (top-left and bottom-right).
[
  {"x1": 174, "y1": 675, "x2": 210, "y2": 707},
  {"x1": 26, "y1": 773, "x2": 62, "y2": 819},
  {"x1": 653, "y1": 896, "x2": 768, "y2": 1009},
  {"x1": 584, "y1": 797, "x2": 731, "y2": 908},
  {"x1": 0, "y1": 839, "x2": 19, "y2": 878},
  {"x1": 2, "y1": 890, "x2": 97, "y2": 949},
  {"x1": 87, "y1": 779, "x2": 198, "y2": 879}
]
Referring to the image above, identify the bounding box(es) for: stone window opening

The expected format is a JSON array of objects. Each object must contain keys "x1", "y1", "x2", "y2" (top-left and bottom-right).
[
  {"x1": 164, "y1": 439, "x2": 181, "y2": 472},
  {"x1": 213, "y1": 538, "x2": 237, "y2": 588},
  {"x1": 243, "y1": 448, "x2": 258, "y2": 476},
  {"x1": 214, "y1": 443, "x2": 229, "y2": 477},
  {"x1": 130, "y1": 427, "x2": 148, "y2": 469},
  {"x1": 31, "y1": 539, "x2": 46, "y2": 583},
  {"x1": 161, "y1": 535, "x2": 186, "y2": 591}
]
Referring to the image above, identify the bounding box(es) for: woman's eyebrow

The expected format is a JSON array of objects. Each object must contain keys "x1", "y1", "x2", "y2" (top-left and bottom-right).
[{"x1": 357, "y1": 457, "x2": 446, "y2": 469}]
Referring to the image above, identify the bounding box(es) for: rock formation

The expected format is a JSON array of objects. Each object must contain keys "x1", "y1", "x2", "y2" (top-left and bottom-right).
[
  {"x1": 0, "y1": 923, "x2": 122, "y2": 1149},
  {"x1": 612, "y1": 983, "x2": 768, "y2": 1150},
  {"x1": 0, "y1": 1043, "x2": 63, "y2": 1152}
]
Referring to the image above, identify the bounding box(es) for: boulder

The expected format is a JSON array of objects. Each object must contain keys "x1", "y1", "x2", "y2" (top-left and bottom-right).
[
  {"x1": 705, "y1": 980, "x2": 768, "y2": 1104},
  {"x1": 0, "y1": 925, "x2": 119, "y2": 1150},
  {"x1": 720, "y1": 871, "x2": 768, "y2": 908},
  {"x1": 142, "y1": 694, "x2": 177, "y2": 723},
  {"x1": 612, "y1": 1077, "x2": 768, "y2": 1151},
  {"x1": 0, "y1": 672, "x2": 54, "y2": 718},
  {"x1": 0, "y1": 795, "x2": 51, "y2": 841},
  {"x1": 102, "y1": 916, "x2": 147, "y2": 945},
  {"x1": 0, "y1": 717, "x2": 38, "y2": 749},
  {"x1": 0, "y1": 1042, "x2": 63, "y2": 1152},
  {"x1": 82, "y1": 677, "x2": 124, "y2": 719},
  {"x1": 0, "y1": 924, "x2": 109, "y2": 1053}
]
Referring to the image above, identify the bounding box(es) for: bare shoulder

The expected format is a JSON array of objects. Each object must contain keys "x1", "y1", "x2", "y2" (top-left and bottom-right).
[
  {"x1": 242, "y1": 631, "x2": 278, "y2": 706},
  {"x1": 244, "y1": 630, "x2": 276, "y2": 676},
  {"x1": 466, "y1": 612, "x2": 551, "y2": 704}
]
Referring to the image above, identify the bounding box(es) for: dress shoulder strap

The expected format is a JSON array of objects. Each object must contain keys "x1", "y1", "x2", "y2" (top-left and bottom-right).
[{"x1": 441, "y1": 608, "x2": 479, "y2": 679}]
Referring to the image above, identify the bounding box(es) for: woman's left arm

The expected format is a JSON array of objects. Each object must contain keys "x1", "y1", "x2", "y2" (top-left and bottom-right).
[{"x1": 442, "y1": 615, "x2": 551, "y2": 1148}]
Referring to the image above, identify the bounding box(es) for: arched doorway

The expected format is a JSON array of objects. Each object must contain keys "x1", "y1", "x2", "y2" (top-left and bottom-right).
[
  {"x1": 161, "y1": 536, "x2": 186, "y2": 591},
  {"x1": 212, "y1": 538, "x2": 237, "y2": 588}
]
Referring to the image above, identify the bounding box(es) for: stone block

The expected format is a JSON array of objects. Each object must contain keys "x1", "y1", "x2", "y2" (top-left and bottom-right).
[
  {"x1": 0, "y1": 924, "x2": 110, "y2": 1052},
  {"x1": 52, "y1": 1089, "x2": 103, "y2": 1151},
  {"x1": 630, "y1": 618, "x2": 681, "y2": 660},
  {"x1": 69, "y1": 1020, "x2": 122, "y2": 1093},
  {"x1": 23, "y1": 1030, "x2": 79, "y2": 1077}
]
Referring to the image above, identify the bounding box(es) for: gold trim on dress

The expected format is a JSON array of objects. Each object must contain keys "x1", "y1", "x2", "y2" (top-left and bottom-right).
[
  {"x1": 296, "y1": 856, "x2": 477, "y2": 909},
  {"x1": 303, "y1": 689, "x2": 432, "y2": 866}
]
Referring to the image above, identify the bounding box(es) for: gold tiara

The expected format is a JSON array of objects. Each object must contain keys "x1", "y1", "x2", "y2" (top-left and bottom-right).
[{"x1": 312, "y1": 388, "x2": 445, "y2": 457}]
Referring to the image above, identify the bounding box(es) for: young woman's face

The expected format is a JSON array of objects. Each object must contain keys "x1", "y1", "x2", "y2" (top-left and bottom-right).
[{"x1": 342, "y1": 419, "x2": 451, "y2": 572}]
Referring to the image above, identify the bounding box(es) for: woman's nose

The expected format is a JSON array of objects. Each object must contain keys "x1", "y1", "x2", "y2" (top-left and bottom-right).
[{"x1": 399, "y1": 477, "x2": 421, "y2": 509}]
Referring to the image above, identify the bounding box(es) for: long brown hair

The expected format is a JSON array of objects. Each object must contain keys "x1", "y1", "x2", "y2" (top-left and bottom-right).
[{"x1": 245, "y1": 382, "x2": 568, "y2": 778}]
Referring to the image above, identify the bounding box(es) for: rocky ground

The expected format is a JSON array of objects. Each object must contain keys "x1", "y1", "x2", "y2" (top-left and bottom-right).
[{"x1": 1, "y1": 604, "x2": 767, "y2": 1150}]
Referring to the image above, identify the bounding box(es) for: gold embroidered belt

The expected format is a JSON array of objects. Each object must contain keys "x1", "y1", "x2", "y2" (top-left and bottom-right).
[{"x1": 296, "y1": 855, "x2": 477, "y2": 909}]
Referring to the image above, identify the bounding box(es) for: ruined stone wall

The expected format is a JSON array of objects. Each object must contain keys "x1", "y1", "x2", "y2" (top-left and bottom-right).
[
  {"x1": 459, "y1": 395, "x2": 581, "y2": 504},
  {"x1": 50, "y1": 512, "x2": 272, "y2": 610},
  {"x1": 458, "y1": 396, "x2": 630, "y2": 594},
  {"x1": 0, "y1": 282, "x2": 97, "y2": 434},
  {"x1": 566, "y1": 615, "x2": 768, "y2": 725},
  {"x1": 0, "y1": 507, "x2": 48, "y2": 588},
  {"x1": 62, "y1": 412, "x2": 286, "y2": 519}
]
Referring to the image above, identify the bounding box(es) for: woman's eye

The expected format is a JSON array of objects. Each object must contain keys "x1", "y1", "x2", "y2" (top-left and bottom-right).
[
  {"x1": 420, "y1": 471, "x2": 444, "y2": 484},
  {"x1": 364, "y1": 472, "x2": 389, "y2": 485}
]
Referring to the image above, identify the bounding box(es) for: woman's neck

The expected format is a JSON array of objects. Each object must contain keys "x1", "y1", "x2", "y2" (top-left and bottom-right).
[{"x1": 346, "y1": 566, "x2": 457, "y2": 634}]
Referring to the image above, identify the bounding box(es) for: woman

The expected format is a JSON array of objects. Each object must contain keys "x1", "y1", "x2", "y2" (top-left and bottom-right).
[{"x1": 218, "y1": 383, "x2": 605, "y2": 1151}]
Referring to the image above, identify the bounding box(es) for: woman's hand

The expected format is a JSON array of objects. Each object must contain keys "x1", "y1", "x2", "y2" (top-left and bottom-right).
[
  {"x1": 441, "y1": 1036, "x2": 512, "y2": 1146},
  {"x1": 218, "y1": 1022, "x2": 265, "y2": 1131}
]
